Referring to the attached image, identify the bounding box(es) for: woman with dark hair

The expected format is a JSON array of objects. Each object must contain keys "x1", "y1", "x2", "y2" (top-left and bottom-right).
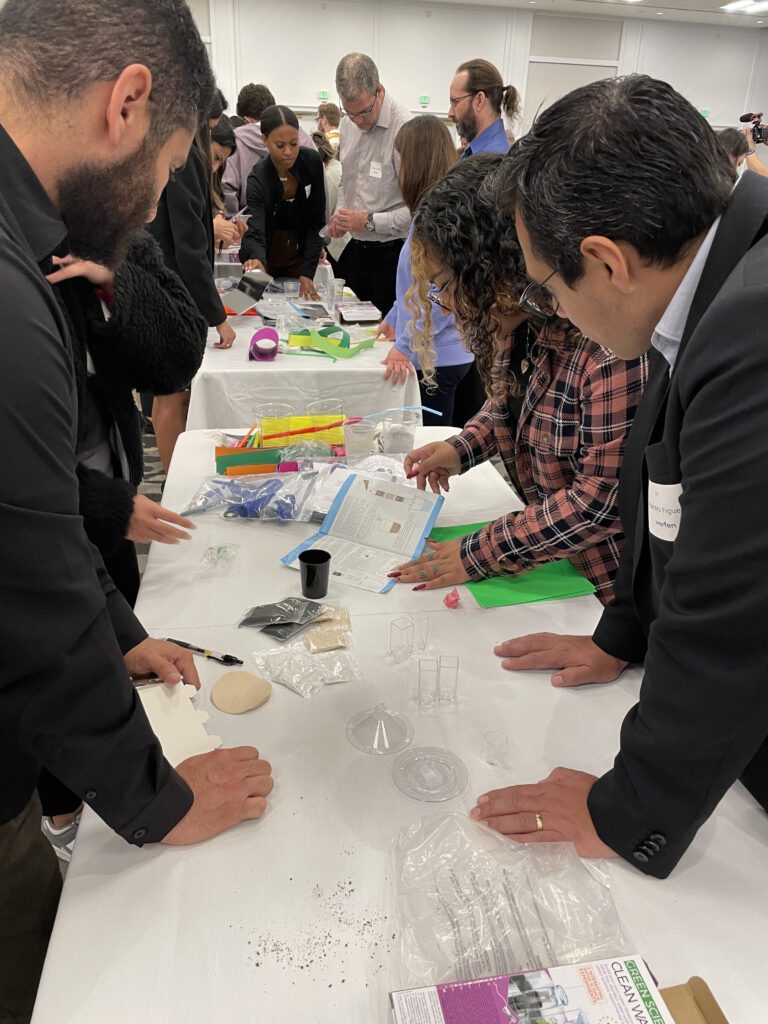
[
  {"x1": 380, "y1": 114, "x2": 472, "y2": 426},
  {"x1": 392, "y1": 154, "x2": 648, "y2": 605},
  {"x1": 240, "y1": 104, "x2": 326, "y2": 298},
  {"x1": 717, "y1": 126, "x2": 768, "y2": 179},
  {"x1": 210, "y1": 115, "x2": 242, "y2": 249}
]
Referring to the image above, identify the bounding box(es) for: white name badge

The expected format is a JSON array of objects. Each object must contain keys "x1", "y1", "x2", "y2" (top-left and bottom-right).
[
  {"x1": 369, "y1": 161, "x2": 383, "y2": 179},
  {"x1": 305, "y1": 185, "x2": 312, "y2": 198},
  {"x1": 648, "y1": 480, "x2": 682, "y2": 542}
]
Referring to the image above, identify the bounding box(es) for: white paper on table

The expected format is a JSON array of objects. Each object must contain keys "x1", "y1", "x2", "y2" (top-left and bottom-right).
[{"x1": 282, "y1": 475, "x2": 443, "y2": 593}]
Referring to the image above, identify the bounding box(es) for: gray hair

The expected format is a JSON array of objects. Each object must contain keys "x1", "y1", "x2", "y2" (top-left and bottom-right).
[
  {"x1": 0, "y1": 0, "x2": 215, "y2": 142},
  {"x1": 335, "y1": 53, "x2": 379, "y2": 102}
]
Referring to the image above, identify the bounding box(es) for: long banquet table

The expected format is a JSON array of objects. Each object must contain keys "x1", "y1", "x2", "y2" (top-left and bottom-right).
[{"x1": 32, "y1": 429, "x2": 767, "y2": 1023}]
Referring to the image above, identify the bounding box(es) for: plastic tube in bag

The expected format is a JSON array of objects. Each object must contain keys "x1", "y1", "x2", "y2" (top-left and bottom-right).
[{"x1": 393, "y1": 813, "x2": 627, "y2": 990}]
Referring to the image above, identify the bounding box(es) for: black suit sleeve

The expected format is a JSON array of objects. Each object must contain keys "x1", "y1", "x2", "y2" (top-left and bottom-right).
[
  {"x1": 0, "y1": 255, "x2": 191, "y2": 842},
  {"x1": 239, "y1": 169, "x2": 269, "y2": 266},
  {"x1": 299, "y1": 153, "x2": 327, "y2": 280},
  {"x1": 589, "y1": 282, "x2": 768, "y2": 876},
  {"x1": 162, "y1": 150, "x2": 225, "y2": 328}
]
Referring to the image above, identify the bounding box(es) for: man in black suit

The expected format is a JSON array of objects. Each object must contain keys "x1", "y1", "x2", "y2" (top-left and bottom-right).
[
  {"x1": 0, "y1": 2, "x2": 273, "y2": 1018},
  {"x1": 471, "y1": 75, "x2": 768, "y2": 878}
]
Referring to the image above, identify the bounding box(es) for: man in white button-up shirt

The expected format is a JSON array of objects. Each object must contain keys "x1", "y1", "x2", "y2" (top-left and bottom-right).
[{"x1": 328, "y1": 52, "x2": 412, "y2": 315}]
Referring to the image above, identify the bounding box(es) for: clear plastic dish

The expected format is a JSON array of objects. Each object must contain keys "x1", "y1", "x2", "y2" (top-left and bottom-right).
[
  {"x1": 346, "y1": 701, "x2": 414, "y2": 755},
  {"x1": 392, "y1": 747, "x2": 469, "y2": 802}
]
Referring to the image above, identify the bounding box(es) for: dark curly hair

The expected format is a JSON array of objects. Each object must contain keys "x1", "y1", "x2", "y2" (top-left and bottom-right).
[{"x1": 408, "y1": 153, "x2": 529, "y2": 395}]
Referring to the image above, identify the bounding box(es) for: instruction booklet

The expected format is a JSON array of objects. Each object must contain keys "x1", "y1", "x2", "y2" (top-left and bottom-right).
[
  {"x1": 282, "y1": 474, "x2": 443, "y2": 593},
  {"x1": 390, "y1": 955, "x2": 674, "y2": 1024}
]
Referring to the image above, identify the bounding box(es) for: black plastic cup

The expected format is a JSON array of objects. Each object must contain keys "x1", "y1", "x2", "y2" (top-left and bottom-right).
[{"x1": 299, "y1": 549, "x2": 331, "y2": 599}]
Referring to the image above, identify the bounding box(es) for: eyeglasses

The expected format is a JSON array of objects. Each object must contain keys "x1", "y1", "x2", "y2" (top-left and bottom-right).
[
  {"x1": 427, "y1": 280, "x2": 452, "y2": 311},
  {"x1": 448, "y1": 91, "x2": 477, "y2": 111},
  {"x1": 341, "y1": 95, "x2": 378, "y2": 120},
  {"x1": 517, "y1": 269, "x2": 558, "y2": 321}
]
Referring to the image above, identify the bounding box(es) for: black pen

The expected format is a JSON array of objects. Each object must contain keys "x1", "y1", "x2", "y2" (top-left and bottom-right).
[{"x1": 165, "y1": 638, "x2": 243, "y2": 666}]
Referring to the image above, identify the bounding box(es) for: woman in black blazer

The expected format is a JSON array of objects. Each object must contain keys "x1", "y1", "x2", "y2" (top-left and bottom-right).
[{"x1": 240, "y1": 105, "x2": 326, "y2": 299}]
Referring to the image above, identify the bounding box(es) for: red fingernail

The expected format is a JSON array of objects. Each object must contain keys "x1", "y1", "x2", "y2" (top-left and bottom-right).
[
  {"x1": 412, "y1": 584, "x2": 426, "y2": 591},
  {"x1": 387, "y1": 571, "x2": 401, "y2": 578}
]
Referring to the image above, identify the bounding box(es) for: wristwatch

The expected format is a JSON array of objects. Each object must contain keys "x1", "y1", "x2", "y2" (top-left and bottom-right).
[{"x1": 364, "y1": 212, "x2": 376, "y2": 233}]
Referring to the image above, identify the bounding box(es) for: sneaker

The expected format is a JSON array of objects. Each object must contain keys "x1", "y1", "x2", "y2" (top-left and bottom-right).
[{"x1": 41, "y1": 813, "x2": 82, "y2": 863}]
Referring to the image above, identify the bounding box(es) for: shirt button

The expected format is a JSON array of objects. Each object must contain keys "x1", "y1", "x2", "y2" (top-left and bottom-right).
[
  {"x1": 84, "y1": 790, "x2": 97, "y2": 800},
  {"x1": 133, "y1": 828, "x2": 147, "y2": 841},
  {"x1": 540, "y1": 433, "x2": 551, "y2": 447},
  {"x1": 632, "y1": 850, "x2": 649, "y2": 863},
  {"x1": 649, "y1": 833, "x2": 667, "y2": 847}
]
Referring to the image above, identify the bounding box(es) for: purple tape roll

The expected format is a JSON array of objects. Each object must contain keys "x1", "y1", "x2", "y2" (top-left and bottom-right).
[{"x1": 249, "y1": 327, "x2": 279, "y2": 361}]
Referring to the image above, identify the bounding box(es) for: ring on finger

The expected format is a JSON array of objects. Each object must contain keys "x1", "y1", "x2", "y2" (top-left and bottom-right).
[{"x1": 534, "y1": 812, "x2": 544, "y2": 831}]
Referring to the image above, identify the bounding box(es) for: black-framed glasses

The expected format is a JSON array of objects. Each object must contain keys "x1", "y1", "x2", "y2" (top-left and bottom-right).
[
  {"x1": 448, "y1": 91, "x2": 478, "y2": 111},
  {"x1": 427, "y1": 279, "x2": 452, "y2": 311},
  {"x1": 341, "y1": 95, "x2": 378, "y2": 120},
  {"x1": 518, "y1": 269, "x2": 558, "y2": 321}
]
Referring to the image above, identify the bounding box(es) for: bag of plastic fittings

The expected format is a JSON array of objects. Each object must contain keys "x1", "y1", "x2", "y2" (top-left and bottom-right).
[
  {"x1": 393, "y1": 813, "x2": 627, "y2": 990},
  {"x1": 252, "y1": 642, "x2": 362, "y2": 699},
  {"x1": 181, "y1": 472, "x2": 319, "y2": 522}
]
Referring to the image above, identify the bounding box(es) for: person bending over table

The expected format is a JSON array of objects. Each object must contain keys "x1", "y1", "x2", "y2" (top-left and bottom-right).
[
  {"x1": 472, "y1": 76, "x2": 768, "y2": 878},
  {"x1": 392, "y1": 154, "x2": 648, "y2": 605},
  {"x1": 240, "y1": 104, "x2": 326, "y2": 299},
  {"x1": 380, "y1": 114, "x2": 477, "y2": 427}
]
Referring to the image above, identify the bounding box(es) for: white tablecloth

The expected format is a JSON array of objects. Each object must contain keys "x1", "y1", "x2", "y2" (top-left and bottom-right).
[
  {"x1": 33, "y1": 430, "x2": 768, "y2": 1023},
  {"x1": 186, "y1": 319, "x2": 421, "y2": 429}
]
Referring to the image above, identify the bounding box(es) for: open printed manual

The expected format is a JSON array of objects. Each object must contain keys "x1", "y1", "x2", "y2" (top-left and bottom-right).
[{"x1": 282, "y1": 474, "x2": 443, "y2": 592}]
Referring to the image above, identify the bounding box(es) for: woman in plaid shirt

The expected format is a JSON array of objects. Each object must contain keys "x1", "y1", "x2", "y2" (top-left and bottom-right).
[{"x1": 392, "y1": 155, "x2": 648, "y2": 604}]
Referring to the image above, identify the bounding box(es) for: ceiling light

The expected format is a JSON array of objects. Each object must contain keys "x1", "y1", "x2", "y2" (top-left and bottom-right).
[
  {"x1": 720, "y1": 0, "x2": 755, "y2": 10},
  {"x1": 624, "y1": 1, "x2": 644, "y2": 4},
  {"x1": 746, "y1": 0, "x2": 768, "y2": 10}
]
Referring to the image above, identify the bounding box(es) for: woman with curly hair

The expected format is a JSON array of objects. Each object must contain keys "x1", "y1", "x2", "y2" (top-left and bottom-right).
[{"x1": 391, "y1": 153, "x2": 648, "y2": 605}]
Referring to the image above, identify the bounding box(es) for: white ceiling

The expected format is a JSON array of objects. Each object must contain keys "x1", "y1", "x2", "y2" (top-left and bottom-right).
[{"x1": 419, "y1": 0, "x2": 768, "y2": 28}]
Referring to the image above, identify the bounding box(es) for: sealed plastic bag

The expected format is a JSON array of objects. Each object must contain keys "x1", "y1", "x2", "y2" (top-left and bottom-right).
[
  {"x1": 252, "y1": 643, "x2": 362, "y2": 699},
  {"x1": 238, "y1": 597, "x2": 325, "y2": 629},
  {"x1": 222, "y1": 471, "x2": 320, "y2": 522},
  {"x1": 394, "y1": 813, "x2": 627, "y2": 989},
  {"x1": 303, "y1": 624, "x2": 350, "y2": 653},
  {"x1": 195, "y1": 544, "x2": 239, "y2": 578}
]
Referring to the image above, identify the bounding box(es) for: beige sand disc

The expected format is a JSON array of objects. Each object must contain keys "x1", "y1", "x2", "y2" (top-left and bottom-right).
[{"x1": 211, "y1": 671, "x2": 272, "y2": 714}]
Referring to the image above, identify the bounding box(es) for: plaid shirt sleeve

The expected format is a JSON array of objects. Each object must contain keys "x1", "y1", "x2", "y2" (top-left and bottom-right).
[
  {"x1": 446, "y1": 398, "x2": 498, "y2": 471},
  {"x1": 458, "y1": 346, "x2": 647, "y2": 580}
]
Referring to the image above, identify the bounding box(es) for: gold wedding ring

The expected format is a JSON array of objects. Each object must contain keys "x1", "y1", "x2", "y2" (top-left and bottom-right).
[{"x1": 534, "y1": 812, "x2": 544, "y2": 831}]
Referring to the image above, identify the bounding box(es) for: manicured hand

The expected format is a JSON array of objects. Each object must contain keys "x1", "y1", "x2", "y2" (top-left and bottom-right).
[
  {"x1": 493, "y1": 633, "x2": 628, "y2": 687},
  {"x1": 127, "y1": 494, "x2": 195, "y2": 544},
  {"x1": 125, "y1": 637, "x2": 200, "y2": 689},
  {"x1": 404, "y1": 440, "x2": 461, "y2": 494},
  {"x1": 163, "y1": 747, "x2": 274, "y2": 844},
  {"x1": 471, "y1": 767, "x2": 616, "y2": 858},
  {"x1": 381, "y1": 347, "x2": 415, "y2": 385},
  {"x1": 299, "y1": 276, "x2": 321, "y2": 300},
  {"x1": 242, "y1": 258, "x2": 265, "y2": 273},
  {"x1": 214, "y1": 320, "x2": 237, "y2": 349},
  {"x1": 213, "y1": 214, "x2": 239, "y2": 247},
  {"x1": 391, "y1": 539, "x2": 469, "y2": 590},
  {"x1": 46, "y1": 254, "x2": 115, "y2": 292}
]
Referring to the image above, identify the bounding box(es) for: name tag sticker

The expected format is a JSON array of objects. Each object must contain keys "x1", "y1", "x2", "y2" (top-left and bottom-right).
[
  {"x1": 648, "y1": 480, "x2": 682, "y2": 542},
  {"x1": 305, "y1": 185, "x2": 312, "y2": 198},
  {"x1": 369, "y1": 161, "x2": 383, "y2": 179}
]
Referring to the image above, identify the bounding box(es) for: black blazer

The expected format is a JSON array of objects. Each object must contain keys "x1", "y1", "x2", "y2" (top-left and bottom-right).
[
  {"x1": 588, "y1": 172, "x2": 768, "y2": 877},
  {"x1": 239, "y1": 146, "x2": 326, "y2": 279},
  {"x1": 148, "y1": 144, "x2": 226, "y2": 327}
]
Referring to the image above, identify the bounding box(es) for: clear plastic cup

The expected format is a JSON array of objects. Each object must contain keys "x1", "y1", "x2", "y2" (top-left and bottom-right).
[
  {"x1": 343, "y1": 420, "x2": 376, "y2": 457},
  {"x1": 381, "y1": 410, "x2": 421, "y2": 454},
  {"x1": 482, "y1": 730, "x2": 508, "y2": 767},
  {"x1": 307, "y1": 399, "x2": 345, "y2": 417},
  {"x1": 252, "y1": 402, "x2": 294, "y2": 446},
  {"x1": 390, "y1": 616, "x2": 414, "y2": 663},
  {"x1": 411, "y1": 612, "x2": 429, "y2": 652},
  {"x1": 418, "y1": 659, "x2": 438, "y2": 708},
  {"x1": 438, "y1": 656, "x2": 459, "y2": 703}
]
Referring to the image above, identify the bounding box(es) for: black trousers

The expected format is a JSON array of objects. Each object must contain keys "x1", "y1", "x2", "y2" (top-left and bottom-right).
[
  {"x1": 418, "y1": 363, "x2": 474, "y2": 426},
  {"x1": 0, "y1": 793, "x2": 62, "y2": 1024},
  {"x1": 333, "y1": 238, "x2": 403, "y2": 317}
]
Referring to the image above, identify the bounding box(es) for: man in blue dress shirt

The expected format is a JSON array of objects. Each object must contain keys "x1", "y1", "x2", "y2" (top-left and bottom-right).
[{"x1": 449, "y1": 58, "x2": 520, "y2": 158}]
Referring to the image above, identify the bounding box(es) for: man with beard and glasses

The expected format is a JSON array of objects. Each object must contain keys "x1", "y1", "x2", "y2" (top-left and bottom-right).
[
  {"x1": 448, "y1": 58, "x2": 520, "y2": 160},
  {"x1": 0, "y1": 2, "x2": 274, "y2": 1020}
]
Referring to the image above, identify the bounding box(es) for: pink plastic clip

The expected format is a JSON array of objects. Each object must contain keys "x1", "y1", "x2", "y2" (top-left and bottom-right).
[{"x1": 443, "y1": 587, "x2": 461, "y2": 609}]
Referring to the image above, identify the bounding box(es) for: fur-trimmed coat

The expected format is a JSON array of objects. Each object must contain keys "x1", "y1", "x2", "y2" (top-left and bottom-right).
[{"x1": 50, "y1": 230, "x2": 207, "y2": 557}]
